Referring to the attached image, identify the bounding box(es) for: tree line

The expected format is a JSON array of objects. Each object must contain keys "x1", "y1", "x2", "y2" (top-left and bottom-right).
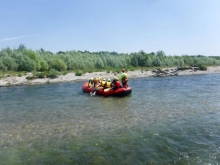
[{"x1": 1, "y1": 44, "x2": 220, "y2": 73}]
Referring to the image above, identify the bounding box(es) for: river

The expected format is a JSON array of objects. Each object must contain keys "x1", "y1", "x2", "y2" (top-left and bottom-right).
[{"x1": 0, "y1": 74, "x2": 220, "y2": 164}]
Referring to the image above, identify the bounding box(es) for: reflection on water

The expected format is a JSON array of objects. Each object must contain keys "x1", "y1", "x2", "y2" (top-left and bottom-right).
[{"x1": 0, "y1": 74, "x2": 220, "y2": 164}]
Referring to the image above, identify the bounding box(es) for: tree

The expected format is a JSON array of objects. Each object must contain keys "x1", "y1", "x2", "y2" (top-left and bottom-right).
[
  {"x1": 18, "y1": 44, "x2": 26, "y2": 51},
  {"x1": 24, "y1": 49, "x2": 41, "y2": 70},
  {"x1": 18, "y1": 56, "x2": 36, "y2": 71},
  {"x1": 39, "y1": 59, "x2": 49, "y2": 71},
  {"x1": 51, "y1": 59, "x2": 67, "y2": 71}
]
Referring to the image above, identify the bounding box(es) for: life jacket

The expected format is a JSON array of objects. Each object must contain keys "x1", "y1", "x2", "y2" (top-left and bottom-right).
[
  {"x1": 101, "y1": 80, "x2": 106, "y2": 87},
  {"x1": 115, "y1": 81, "x2": 121, "y2": 88},
  {"x1": 105, "y1": 81, "x2": 111, "y2": 88}
]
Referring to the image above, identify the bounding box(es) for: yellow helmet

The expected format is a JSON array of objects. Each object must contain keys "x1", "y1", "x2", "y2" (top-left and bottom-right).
[
  {"x1": 90, "y1": 78, "x2": 93, "y2": 80},
  {"x1": 108, "y1": 79, "x2": 111, "y2": 82},
  {"x1": 102, "y1": 79, "x2": 106, "y2": 81},
  {"x1": 114, "y1": 77, "x2": 119, "y2": 80}
]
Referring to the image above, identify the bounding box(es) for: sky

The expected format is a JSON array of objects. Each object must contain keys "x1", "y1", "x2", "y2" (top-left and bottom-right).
[{"x1": 1, "y1": 0, "x2": 220, "y2": 56}]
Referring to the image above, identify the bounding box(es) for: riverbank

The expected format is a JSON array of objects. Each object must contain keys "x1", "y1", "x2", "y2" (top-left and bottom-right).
[{"x1": 1, "y1": 66, "x2": 220, "y2": 87}]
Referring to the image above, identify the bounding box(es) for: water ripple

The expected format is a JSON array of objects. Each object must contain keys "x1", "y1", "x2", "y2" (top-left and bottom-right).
[{"x1": 1, "y1": 74, "x2": 220, "y2": 164}]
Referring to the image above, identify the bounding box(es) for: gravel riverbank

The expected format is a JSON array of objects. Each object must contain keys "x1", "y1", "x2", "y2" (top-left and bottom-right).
[{"x1": 1, "y1": 66, "x2": 220, "y2": 87}]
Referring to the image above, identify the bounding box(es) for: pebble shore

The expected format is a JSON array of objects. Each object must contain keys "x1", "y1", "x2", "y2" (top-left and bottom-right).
[{"x1": 1, "y1": 66, "x2": 220, "y2": 87}]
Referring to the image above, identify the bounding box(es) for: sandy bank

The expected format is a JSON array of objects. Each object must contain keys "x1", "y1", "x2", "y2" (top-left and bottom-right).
[{"x1": 1, "y1": 66, "x2": 220, "y2": 87}]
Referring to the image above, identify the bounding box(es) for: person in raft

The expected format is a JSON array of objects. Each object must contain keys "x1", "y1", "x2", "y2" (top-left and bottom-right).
[
  {"x1": 90, "y1": 77, "x2": 100, "y2": 95},
  {"x1": 111, "y1": 77, "x2": 121, "y2": 90},
  {"x1": 104, "y1": 79, "x2": 111, "y2": 89},
  {"x1": 120, "y1": 69, "x2": 128, "y2": 88},
  {"x1": 99, "y1": 78, "x2": 107, "y2": 90},
  {"x1": 88, "y1": 78, "x2": 94, "y2": 87}
]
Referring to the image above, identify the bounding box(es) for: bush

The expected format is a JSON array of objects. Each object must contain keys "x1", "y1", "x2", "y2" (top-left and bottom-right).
[
  {"x1": 18, "y1": 56, "x2": 36, "y2": 71},
  {"x1": 51, "y1": 59, "x2": 67, "y2": 71},
  {"x1": 75, "y1": 71, "x2": 82, "y2": 76},
  {"x1": 47, "y1": 69, "x2": 59, "y2": 78},
  {"x1": 62, "y1": 71, "x2": 68, "y2": 75},
  {"x1": 39, "y1": 59, "x2": 49, "y2": 71},
  {"x1": 24, "y1": 49, "x2": 41, "y2": 70},
  {"x1": 36, "y1": 72, "x2": 47, "y2": 78},
  {"x1": 0, "y1": 56, "x2": 18, "y2": 71},
  {"x1": 199, "y1": 65, "x2": 207, "y2": 71},
  {"x1": 26, "y1": 76, "x2": 35, "y2": 80}
]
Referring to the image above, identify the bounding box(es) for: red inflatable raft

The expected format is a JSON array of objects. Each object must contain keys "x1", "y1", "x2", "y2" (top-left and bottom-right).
[{"x1": 82, "y1": 82, "x2": 132, "y2": 96}]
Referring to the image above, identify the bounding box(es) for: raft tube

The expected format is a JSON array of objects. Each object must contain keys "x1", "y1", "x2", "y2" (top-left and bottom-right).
[{"x1": 82, "y1": 82, "x2": 132, "y2": 97}]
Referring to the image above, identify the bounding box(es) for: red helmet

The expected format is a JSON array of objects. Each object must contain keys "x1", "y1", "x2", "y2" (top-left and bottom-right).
[{"x1": 122, "y1": 69, "x2": 125, "y2": 72}]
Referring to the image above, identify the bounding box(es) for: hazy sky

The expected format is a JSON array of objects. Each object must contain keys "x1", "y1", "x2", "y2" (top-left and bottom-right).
[{"x1": 1, "y1": 0, "x2": 220, "y2": 56}]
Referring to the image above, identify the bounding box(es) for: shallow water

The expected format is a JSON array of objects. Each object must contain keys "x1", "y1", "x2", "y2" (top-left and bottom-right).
[{"x1": 0, "y1": 74, "x2": 220, "y2": 164}]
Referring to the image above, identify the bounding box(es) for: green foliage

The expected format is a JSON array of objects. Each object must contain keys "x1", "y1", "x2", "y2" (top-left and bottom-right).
[
  {"x1": 152, "y1": 56, "x2": 161, "y2": 66},
  {"x1": 0, "y1": 45, "x2": 220, "y2": 74},
  {"x1": 18, "y1": 55, "x2": 36, "y2": 71},
  {"x1": 0, "y1": 56, "x2": 18, "y2": 71},
  {"x1": 75, "y1": 71, "x2": 82, "y2": 76},
  {"x1": 95, "y1": 58, "x2": 105, "y2": 68},
  {"x1": 24, "y1": 49, "x2": 41, "y2": 70},
  {"x1": 51, "y1": 59, "x2": 67, "y2": 71},
  {"x1": 17, "y1": 73, "x2": 22, "y2": 77},
  {"x1": 39, "y1": 59, "x2": 49, "y2": 71},
  {"x1": 18, "y1": 44, "x2": 26, "y2": 51},
  {"x1": 62, "y1": 71, "x2": 68, "y2": 75},
  {"x1": 197, "y1": 64, "x2": 207, "y2": 70},
  {"x1": 0, "y1": 49, "x2": 18, "y2": 71},
  {"x1": 26, "y1": 76, "x2": 35, "y2": 80},
  {"x1": 30, "y1": 70, "x2": 59, "y2": 79},
  {"x1": 47, "y1": 69, "x2": 59, "y2": 78},
  {"x1": 34, "y1": 72, "x2": 47, "y2": 78}
]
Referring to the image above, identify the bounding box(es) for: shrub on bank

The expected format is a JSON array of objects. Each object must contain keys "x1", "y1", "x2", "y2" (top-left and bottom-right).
[
  {"x1": 35, "y1": 72, "x2": 47, "y2": 78},
  {"x1": 75, "y1": 71, "x2": 82, "y2": 76},
  {"x1": 51, "y1": 59, "x2": 67, "y2": 71},
  {"x1": 47, "y1": 69, "x2": 59, "y2": 78},
  {"x1": 198, "y1": 65, "x2": 207, "y2": 71}
]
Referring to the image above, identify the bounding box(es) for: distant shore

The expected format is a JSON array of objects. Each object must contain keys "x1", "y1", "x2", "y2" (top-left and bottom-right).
[{"x1": 1, "y1": 66, "x2": 220, "y2": 87}]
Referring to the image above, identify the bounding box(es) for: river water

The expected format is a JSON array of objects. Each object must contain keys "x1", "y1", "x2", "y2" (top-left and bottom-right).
[{"x1": 0, "y1": 74, "x2": 220, "y2": 164}]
